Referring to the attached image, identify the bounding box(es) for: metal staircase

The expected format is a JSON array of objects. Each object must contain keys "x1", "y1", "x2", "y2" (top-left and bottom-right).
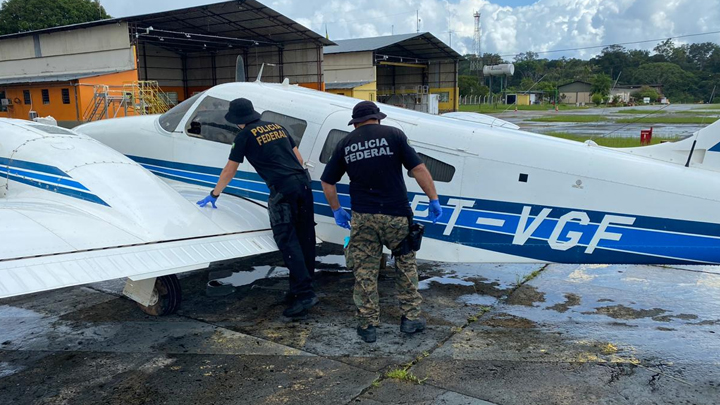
[{"x1": 82, "y1": 81, "x2": 171, "y2": 122}]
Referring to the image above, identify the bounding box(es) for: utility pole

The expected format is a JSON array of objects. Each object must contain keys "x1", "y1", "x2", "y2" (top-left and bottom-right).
[
  {"x1": 473, "y1": 11, "x2": 481, "y2": 59},
  {"x1": 471, "y1": 11, "x2": 482, "y2": 72},
  {"x1": 416, "y1": 10, "x2": 419, "y2": 33}
]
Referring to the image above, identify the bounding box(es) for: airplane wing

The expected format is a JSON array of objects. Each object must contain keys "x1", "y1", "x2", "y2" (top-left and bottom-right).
[{"x1": 0, "y1": 118, "x2": 277, "y2": 300}]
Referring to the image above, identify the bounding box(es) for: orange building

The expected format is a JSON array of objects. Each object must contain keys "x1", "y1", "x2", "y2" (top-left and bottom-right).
[
  {"x1": 0, "y1": 70, "x2": 140, "y2": 126},
  {"x1": 0, "y1": 1, "x2": 333, "y2": 127}
]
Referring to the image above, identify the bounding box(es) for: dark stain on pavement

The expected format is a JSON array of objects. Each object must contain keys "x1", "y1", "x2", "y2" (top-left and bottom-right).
[
  {"x1": 505, "y1": 284, "x2": 546, "y2": 307},
  {"x1": 480, "y1": 313, "x2": 537, "y2": 329},
  {"x1": 545, "y1": 293, "x2": 581, "y2": 313},
  {"x1": 581, "y1": 305, "x2": 667, "y2": 320}
]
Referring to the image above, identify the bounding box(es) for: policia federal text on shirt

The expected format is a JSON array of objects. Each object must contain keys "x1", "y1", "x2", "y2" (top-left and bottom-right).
[
  {"x1": 197, "y1": 98, "x2": 318, "y2": 318},
  {"x1": 321, "y1": 101, "x2": 443, "y2": 343}
]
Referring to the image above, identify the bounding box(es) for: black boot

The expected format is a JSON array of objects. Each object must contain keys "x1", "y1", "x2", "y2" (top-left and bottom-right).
[
  {"x1": 357, "y1": 325, "x2": 377, "y2": 343},
  {"x1": 283, "y1": 294, "x2": 319, "y2": 317},
  {"x1": 400, "y1": 316, "x2": 426, "y2": 334}
]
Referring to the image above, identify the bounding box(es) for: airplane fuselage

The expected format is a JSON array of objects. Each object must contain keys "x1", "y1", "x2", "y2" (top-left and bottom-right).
[{"x1": 76, "y1": 82, "x2": 720, "y2": 265}]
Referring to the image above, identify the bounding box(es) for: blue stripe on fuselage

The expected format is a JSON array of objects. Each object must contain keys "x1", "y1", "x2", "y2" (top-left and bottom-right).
[
  {"x1": 0, "y1": 157, "x2": 68, "y2": 177},
  {"x1": 128, "y1": 155, "x2": 720, "y2": 265},
  {"x1": 5, "y1": 173, "x2": 108, "y2": 206}
]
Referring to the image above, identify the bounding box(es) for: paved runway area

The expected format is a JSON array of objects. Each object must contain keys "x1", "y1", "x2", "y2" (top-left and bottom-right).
[{"x1": 1, "y1": 244, "x2": 719, "y2": 404}]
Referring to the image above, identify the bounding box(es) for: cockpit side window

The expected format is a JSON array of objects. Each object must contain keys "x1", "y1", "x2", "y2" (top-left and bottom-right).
[
  {"x1": 158, "y1": 92, "x2": 204, "y2": 132},
  {"x1": 261, "y1": 111, "x2": 308, "y2": 146},
  {"x1": 184, "y1": 96, "x2": 237, "y2": 144},
  {"x1": 408, "y1": 153, "x2": 456, "y2": 182},
  {"x1": 320, "y1": 129, "x2": 350, "y2": 163}
]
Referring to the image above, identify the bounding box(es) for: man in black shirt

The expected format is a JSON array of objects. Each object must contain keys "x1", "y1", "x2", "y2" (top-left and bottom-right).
[
  {"x1": 321, "y1": 101, "x2": 442, "y2": 343},
  {"x1": 197, "y1": 98, "x2": 317, "y2": 318}
]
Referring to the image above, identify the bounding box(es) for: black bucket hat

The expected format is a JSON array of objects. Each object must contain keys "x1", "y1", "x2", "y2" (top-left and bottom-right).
[
  {"x1": 225, "y1": 98, "x2": 261, "y2": 125},
  {"x1": 348, "y1": 101, "x2": 387, "y2": 125}
]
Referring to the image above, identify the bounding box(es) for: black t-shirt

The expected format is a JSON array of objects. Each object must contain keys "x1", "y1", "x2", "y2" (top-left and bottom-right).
[
  {"x1": 228, "y1": 120, "x2": 305, "y2": 187},
  {"x1": 321, "y1": 124, "x2": 423, "y2": 217}
]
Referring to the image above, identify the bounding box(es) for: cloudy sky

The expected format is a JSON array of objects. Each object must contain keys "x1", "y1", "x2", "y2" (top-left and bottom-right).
[{"x1": 98, "y1": 0, "x2": 720, "y2": 59}]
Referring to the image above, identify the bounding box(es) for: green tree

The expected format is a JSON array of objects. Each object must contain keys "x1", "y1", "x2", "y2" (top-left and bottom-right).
[
  {"x1": 0, "y1": 0, "x2": 110, "y2": 35},
  {"x1": 630, "y1": 86, "x2": 660, "y2": 102},
  {"x1": 591, "y1": 73, "x2": 612, "y2": 97},
  {"x1": 459, "y1": 75, "x2": 485, "y2": 97},
  {"x1": 630, "y1": 62, "x2": 696, "y2": 101},
  {"x1": 592, "y1": 45, "x2": 629, "y2": 79},
  {"x1": 591, "y1": 93, "x2": 603, "y2": 106}
]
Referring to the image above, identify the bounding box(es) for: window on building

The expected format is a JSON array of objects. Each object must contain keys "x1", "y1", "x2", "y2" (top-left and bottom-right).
[
  {"x1": 159, "y1": 92, "x2": 204, "y2": 132},
  {"x1": 23, "y1": 90, "x2": 31, "y2": 105},
  {"x1": 61, "y1": 89, "x2": 70, "y2": 104},
  {"x1": 0, "y1": 91, "x2": 6, "y2": 112},
  {"x1": 320, "y1": 129, "x2": 350, "y2": 163},
  {"x1": 408, "y1": 153, "x2": 456, "y2": 182},
  {"x1": 261, "y1": 111, "x2": 308, "y2": 146},
  {"x1": 41, "y1": 89, "x2": 50, "y2": 105},
  {"x1": 185, "y1": 96, "x2": 235, "y2": 144}
]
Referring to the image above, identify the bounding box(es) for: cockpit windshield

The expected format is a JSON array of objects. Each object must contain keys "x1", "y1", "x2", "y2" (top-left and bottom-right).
[{"x1": 158, "y1": 92, "x2": 205, "y2": 132}]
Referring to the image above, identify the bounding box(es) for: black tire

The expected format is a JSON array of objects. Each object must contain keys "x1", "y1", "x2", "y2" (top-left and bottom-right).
[{"x1": 136, "y1": 275, "x2": 182, "y2": 316}]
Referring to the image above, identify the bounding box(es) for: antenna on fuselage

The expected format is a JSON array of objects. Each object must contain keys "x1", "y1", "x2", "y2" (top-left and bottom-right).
[{"x1": 255, "y1": 63, "x2": 277, "y2": 82}]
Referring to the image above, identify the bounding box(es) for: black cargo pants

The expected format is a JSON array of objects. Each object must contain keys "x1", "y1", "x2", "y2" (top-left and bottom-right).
[{"x1": 268, "y1": 173, "x2": 316, "y2": 300}]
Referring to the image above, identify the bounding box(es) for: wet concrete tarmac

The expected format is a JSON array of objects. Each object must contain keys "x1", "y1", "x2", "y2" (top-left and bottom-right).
[
  {"x1": 1, "y1": 244, "x2": 719, "y2": 404},
  {"x1": 486, "y1": 104, "x2": 717, "y2": 139}
]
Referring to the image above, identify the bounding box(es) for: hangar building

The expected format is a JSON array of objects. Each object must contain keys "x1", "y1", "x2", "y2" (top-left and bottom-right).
[
  {"x1": 0, "y1": 0, "x2": 332, "y2": 127},
  {"x1": 324, "y1": 33, "x2": 461, "y2": 112}
]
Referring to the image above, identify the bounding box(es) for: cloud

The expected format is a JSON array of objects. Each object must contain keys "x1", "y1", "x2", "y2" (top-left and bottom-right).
[{"x1": 99, "y1": 0, "x2": 720, "y2": 59}]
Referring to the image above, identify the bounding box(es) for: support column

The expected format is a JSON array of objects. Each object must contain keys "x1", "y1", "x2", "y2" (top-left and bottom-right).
[{"x1": 181, "y1": 53, "x2": 189, "y2": 100}]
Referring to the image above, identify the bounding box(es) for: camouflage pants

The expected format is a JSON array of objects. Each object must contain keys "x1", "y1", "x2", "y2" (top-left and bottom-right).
[{"x1": 347, "y1": 212, "x2": 422, "y2": 328}]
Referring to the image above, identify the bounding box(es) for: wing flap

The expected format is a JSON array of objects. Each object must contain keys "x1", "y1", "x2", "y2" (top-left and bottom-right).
[{"x1": 0, "y1": 230, "x2": 277, "y2": 299}]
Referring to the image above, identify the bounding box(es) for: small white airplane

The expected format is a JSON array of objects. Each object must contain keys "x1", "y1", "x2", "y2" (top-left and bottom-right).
[
  {"x1": 74, "y1": 81, "x2": 720, "y2": 266},
  {"x1": 4, "y1": 80, "x2": 720, "y2": 315},
  {"x1": 0, "y1": 118, "x2": 278, "y2": 315}
]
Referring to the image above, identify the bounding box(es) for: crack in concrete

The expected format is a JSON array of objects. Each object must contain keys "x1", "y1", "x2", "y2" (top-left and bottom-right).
[{"x1": 345, "y1": 264, "x2": 552, "y2": 404}]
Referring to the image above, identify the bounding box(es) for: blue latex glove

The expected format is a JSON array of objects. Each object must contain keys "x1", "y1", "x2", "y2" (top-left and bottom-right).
[
  {"x1": 333, "y1": 207, "x2": 352, "y2": 229},
  {"x1": 197, "y1": 193, "x2": 218, "y2": 209},
  {"x1": 428, "y1": 199, "x2": 443, "y2": 224}
]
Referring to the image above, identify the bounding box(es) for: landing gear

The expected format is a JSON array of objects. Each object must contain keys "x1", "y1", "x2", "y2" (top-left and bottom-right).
[{"x1": 132, "y1": 275, "x2": 183, "y2": 316}]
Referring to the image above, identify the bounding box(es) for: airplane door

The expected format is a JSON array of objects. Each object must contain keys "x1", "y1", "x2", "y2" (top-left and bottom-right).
[
  {"x1": 307, "y1": 110, "x2": 407, "y2": 244},
  {"x1": 306, "y1": 110, "x2": 405, "y2": 181}
]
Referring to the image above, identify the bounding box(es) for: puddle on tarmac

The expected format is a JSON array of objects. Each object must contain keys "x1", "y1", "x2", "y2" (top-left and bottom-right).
[
  {"x1": 419, "y1": 277, "x2": 475, "y2": 290},
  {"x1": 213, "y1": 255, "x2": 352, "y2": 288},
  {"x1": 214, "y1": 266, "x2": 290, "y2": 287},
  {"x1": 0, "y1": 362, "x2": 25, "y2": 378},
  {"x1": 316, "y1": 255, "x2": 347, "y2": 267},
  {"x1": 456, "y1": 294, "x2": 497, "y2": 306}
]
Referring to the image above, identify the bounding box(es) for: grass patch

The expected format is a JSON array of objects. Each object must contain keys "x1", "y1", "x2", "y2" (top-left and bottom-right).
[
  {"x1": 675, "y1": 110, "x2": 720, "y2": 115},
  {"x1": 385, "y1": 368, "x2": 426, "y2": 384},
  {"x1": 616, "y1": 116, "x2": 718, "y2": 124},
  {"x1": 459, "y1": 104, "x2": 588, "y2": 113},
  {"x1": 529, "y1": 115, "x2": 607, "y2": 123},
  {"x1": 540, "y1": 131, "x2": 684, "y2": 147},
  {"x1": 515, "y1": 269, "x2": 544, "y2": 287},
  {"x1": 694, "y1": 104, "x2": 720, "y2": 109}
]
